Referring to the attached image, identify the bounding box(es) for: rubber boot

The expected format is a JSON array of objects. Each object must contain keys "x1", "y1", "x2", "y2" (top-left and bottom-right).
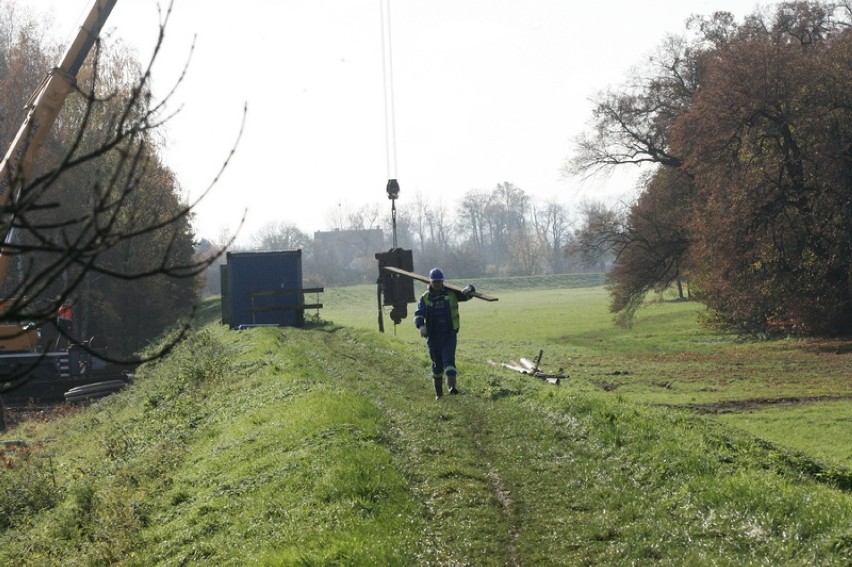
[
  {"x1": 433, "y1": 376, "x2": 443, "y2": 399},
  {"x1": 447, "y1": 374, "x2": 458, "y2": 395}
]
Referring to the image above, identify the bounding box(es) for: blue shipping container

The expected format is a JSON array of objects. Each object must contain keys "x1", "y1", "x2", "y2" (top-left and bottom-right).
[{"x1": 223, "y1": 250, "x2": 304, "y2": 329}]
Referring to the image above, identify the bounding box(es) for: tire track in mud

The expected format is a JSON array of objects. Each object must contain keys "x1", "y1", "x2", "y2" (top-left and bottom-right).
[{"x1": 462, "y1": 400, "x2": 522, "y2": 567}]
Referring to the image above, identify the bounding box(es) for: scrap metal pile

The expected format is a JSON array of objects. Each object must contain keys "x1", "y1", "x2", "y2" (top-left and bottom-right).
[{"x1": 487, "y1": 350, "x2": 567, "y2": 385}]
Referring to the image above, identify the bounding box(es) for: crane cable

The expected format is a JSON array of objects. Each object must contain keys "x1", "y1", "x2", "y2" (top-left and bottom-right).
[
  {"x1": 378, "y1": 0, "x2": 401, "y2": 332},
  {"x1": 379, "y1": 0, "x2": 398, "y2": 181},
  {"x1": 379, "y1": 0, "x2": 401, "y2": 250}
]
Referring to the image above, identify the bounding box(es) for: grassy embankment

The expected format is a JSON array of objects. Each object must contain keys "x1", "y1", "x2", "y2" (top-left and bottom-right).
[{"x1": 1, "y1": 275, "x2": 850, "y2": 565}]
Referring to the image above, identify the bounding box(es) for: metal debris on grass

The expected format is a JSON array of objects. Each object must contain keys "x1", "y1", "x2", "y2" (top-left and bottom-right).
[{"x1": 487, "y1": 350, "x2": 567, "y2": 385}]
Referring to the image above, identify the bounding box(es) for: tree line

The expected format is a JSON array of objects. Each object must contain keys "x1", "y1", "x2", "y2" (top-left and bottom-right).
[{"x1": 199, "y1": 182, "x2": 624, "y2": 293}]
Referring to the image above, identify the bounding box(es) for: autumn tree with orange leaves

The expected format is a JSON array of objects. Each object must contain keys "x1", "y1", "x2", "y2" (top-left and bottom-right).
[{"x1": 572, "y1": 0, "x2": 852, "y2": 335}]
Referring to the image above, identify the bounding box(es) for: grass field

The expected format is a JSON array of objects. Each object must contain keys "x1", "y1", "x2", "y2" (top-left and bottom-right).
[
  {"x1": 1, "y1": 275, "x2": 850, "y2": 565},
  {"x1": 324, "y1": 276, "x2": 852, "y2": 468}
]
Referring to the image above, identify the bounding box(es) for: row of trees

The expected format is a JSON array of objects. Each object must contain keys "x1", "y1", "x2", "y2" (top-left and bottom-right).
[
  {"x1": 570, "y1": 0, "x2": 852, "y2": 336},
  {"x1": 200, "y1": 182, "x2": 622, "y2": 292},
  {"x1": 1, "y1": 1, "x2": 220, "y2": 358}
]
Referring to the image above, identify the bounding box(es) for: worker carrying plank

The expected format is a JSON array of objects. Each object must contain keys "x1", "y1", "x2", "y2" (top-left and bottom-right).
[{"x1": 413, "y1": 268, "x2": 476, "y2": 400}]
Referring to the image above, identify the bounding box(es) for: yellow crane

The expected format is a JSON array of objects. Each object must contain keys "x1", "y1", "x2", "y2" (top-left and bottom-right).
[{"x1": 0, "y1": 0, "x2": 118, "y2": 352}]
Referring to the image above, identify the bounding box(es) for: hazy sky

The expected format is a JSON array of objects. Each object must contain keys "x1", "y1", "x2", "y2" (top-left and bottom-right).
[{"x1": 20, "y1": 0, "x2": 773, "y2": 245}]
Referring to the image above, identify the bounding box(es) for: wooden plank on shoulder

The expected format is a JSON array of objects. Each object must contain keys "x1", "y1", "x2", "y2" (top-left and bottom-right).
[{"x1": 382, "y1": 266, "x2": 499, "y2": 301}]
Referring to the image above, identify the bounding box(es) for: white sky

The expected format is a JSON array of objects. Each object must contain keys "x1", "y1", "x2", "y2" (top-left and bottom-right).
[{"x1": 19, "y1": 0, "x2": 772, "y2": 245}]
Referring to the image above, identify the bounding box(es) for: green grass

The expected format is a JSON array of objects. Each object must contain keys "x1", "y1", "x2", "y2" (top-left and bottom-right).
[
  {"x1": 215, "y1": 277, "x2": 852, "y2": 473},
  {"x1": 1, "y1": 278, "x2": 850, "y2": 565},
  {"x1": 716, "y1": 401, "x2": 852, "y2": 468},
  {"x1": 323, "y1": 279, "x2": 852, "y2": 466}
]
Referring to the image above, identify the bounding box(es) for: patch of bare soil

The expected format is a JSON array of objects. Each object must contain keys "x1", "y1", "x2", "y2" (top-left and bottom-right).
[{"x1": 673, "y1": 394, "x2": 852, "y2": 414}]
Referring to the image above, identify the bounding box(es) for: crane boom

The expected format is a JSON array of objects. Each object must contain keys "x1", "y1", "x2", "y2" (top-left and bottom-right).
[
  {"x1": 0, "y1": 0, "x2": 118, "y2": 349},
  {"x1": 0, "y1": 0, "x2": 118, "y2": 202},
  {"x1": 0, "y1": 0, "x2": 118, "y2": 205}
]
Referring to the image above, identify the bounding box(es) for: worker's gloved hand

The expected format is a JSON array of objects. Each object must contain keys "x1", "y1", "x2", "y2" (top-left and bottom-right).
[
  {"x1": 419, "y1": 326, "x2": 428, "y2": 338},
  {"x1": 462, "y1": 284, "x2": 475, "y2": 296}
]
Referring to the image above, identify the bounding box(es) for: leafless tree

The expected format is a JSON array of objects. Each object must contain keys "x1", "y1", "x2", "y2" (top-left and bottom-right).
[
  {"x1": 532, "y1": 199, "x2": 573, "y2": 274},
  {"x1": 251, "y1": 220, "x2": 309, "y2": 251}
]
